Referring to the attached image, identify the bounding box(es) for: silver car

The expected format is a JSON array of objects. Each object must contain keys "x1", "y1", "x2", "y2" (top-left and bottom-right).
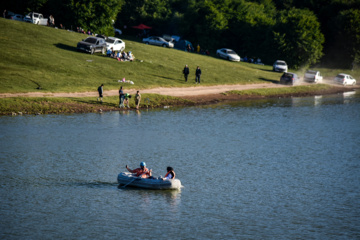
[
  {"x1": 142, "y1": 36, "x2": 174, "y2": 48},
  {"x1": 216, "y1": 48, "x2": 240, "y2": 61}
]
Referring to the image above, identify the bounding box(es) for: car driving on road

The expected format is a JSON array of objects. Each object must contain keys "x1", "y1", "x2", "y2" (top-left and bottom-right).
[
  {"x1": 304, "y1": 70, "x2": 323, "y2": 83},
  {"x1": 142, "y1": 36, "x2": 174, "y2": 48},
  {"x1": 334, "y1": 74, "x2": 356, "y2": 86},
  {"x1": 77, "y1": 37, "x2": 107, "y2": 55},
  {"x1": 280, "y1": 72, "x2": 299, "y2": 85}
]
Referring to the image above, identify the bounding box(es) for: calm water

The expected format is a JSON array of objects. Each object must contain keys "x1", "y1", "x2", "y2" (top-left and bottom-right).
[{"x1": 1, "y1": 91, "x2": 360, "y2": 239}]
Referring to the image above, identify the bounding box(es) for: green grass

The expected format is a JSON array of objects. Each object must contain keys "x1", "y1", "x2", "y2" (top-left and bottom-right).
[
  {"x1": 0, "y1": 94, "x2": 193, "y2": 115},
  {"x1": 0, "y1": 18, "x2": 298, "y2": 93},
  {"x1": 226, "y1": 84, "x2": 333, "y2": 96},
  {"x1": 0, "y1": 18, "x2": 358, "y2": 115}
]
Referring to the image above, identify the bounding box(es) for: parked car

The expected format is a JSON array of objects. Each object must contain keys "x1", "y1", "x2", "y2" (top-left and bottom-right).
[
  {"x1": 273, "y1": 60, "x2": 288, "y2": 72},
  {"x1": 216, "y1": 48, "x2": 240, "y2": 62},
  {"x1": 142, "y1": 36, "x2": 174, "y2": 48},
  {"x1": 304, "y1": 70, "x2": 323, "y2": 83},
  {"x1": 334, "y1": 74, "x2": 356, "y2": 86},
  {"x1": 4, "y1": 11, "x2": 15, "y2": 19},
  {"x1": 23, "y1": 12, "x2": 48, "y2": 25},
  {"x1": 77, "y1": 37, "x2": 107, "y2": 54},
  {"x1": 280, "y1": 72, "x2": 299, "y2": 85},
  {"x1": 105, "y1": 37, "x2": 125, "y2": 51},
  {"x1": 162, "y1": 34, "x2": 175, "y2": 43},
  {"x1": 9, "y1": 14, "x2": 23, "y2": 21}
]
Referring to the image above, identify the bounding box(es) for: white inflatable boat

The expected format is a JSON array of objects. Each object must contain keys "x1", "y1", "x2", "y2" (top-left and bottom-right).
[{"x1": 117, "y1": 172, "x2": 182, "y2": 190}]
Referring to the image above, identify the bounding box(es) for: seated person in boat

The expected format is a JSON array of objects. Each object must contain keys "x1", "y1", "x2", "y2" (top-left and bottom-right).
[
  {"x1": 126, "y1": 162, "x2": 152, "y2": 178},
  {"x1": 162, "y1": 166, "x2": 175, "y2": 180}
]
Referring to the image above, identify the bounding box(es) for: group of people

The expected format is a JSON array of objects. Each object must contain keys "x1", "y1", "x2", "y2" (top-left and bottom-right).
[
  {"x1": 107, "y1": 48, "x2": 134, "y2": 62},
  {"x1": 243, "y1": 56, "x2": 263, "y2": 65},
  {"x1": 183, "y1": 65, "x2": 202, "y2": 84},
  {"x1": 97, "y1": 85, "x2": 141, "y2": 109},
  {"x1": 126, "y1": 162, "x2": 176, "y2": 180},
  {"x1": 118, "y1": 86, "x2": 141, "y2": 109}
]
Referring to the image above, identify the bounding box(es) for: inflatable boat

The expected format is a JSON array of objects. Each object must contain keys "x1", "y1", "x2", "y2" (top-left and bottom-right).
[{"x1": 117, "y1": 172, "x2": 182, "y2": 190}]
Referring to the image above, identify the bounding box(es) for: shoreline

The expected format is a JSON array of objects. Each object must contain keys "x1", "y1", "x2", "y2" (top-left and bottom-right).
[{"x1": 1, "y1": 84, "x2": 358, "y2": 115}]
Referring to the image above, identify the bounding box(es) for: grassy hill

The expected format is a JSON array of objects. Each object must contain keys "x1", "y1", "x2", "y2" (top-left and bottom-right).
[
  {"x1": 0, "y1": 18, "x2": 290, "y2": 94},
  {"x1": 1, "y1": 18, "x2": 359, "y2": 95},
  {"x1": 0, "y1": 18, "x2": 358, "y2": 115}
]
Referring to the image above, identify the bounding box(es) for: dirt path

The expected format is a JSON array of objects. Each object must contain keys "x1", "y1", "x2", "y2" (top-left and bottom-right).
[
  {"x1": 1, "y1": 82, "x2": 357, "y2": 100},
  {"x1": 0, "y1": 83, "x2": 288, "y2": 98}
]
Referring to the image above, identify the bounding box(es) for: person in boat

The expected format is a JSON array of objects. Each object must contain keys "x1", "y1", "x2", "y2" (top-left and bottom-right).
[
  {"x1": 162, "y1": 166, "x2": 175, "y2": 180},
  {"x1": 126, "y1": 162, "x2": 152, "y2": 178}
]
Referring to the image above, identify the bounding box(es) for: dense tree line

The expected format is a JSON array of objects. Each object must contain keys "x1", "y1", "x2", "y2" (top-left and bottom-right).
[{"x1": 2, "y1": 0, "x2": 359, "y2": 69}]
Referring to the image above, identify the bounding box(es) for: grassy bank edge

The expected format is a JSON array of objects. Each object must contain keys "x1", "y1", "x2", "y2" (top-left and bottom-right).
[{"x1": 0, "y1": 85, "x2": 354, "y2": 115}]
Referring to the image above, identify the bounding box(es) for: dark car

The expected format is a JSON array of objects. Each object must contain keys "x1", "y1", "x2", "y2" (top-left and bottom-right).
[
  {"x1": 280, "y1": 72, "x2": 299, "y2": 85},
  {"x1": 77, "y1": 37, "x2": 107, "y2": 54}
]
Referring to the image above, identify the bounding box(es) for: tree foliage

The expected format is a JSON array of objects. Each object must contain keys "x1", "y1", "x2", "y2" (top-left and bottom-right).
[
  {"x1": 68, "y1": 0, "x2": 124, "y2": 35},
  {"x1": 336, "y1": 8, "x2": 360, "y2": 66},
  {"x1": 273, "y1": 9, "x2": 324, "y2": 69}
]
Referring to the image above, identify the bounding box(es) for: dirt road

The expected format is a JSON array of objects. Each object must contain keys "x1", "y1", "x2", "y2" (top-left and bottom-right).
[{"x1": 0, "y1": 83, "x2": 288, "y2": 98}]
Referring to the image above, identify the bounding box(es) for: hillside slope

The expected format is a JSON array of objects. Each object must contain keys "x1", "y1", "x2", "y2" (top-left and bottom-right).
[{"x1": 0, "y1": 18, "x2": 282, "y2": 93}]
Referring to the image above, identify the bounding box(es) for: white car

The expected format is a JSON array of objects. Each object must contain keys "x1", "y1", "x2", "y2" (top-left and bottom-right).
[
  {"x1": 105, "y1": 37, "x2": 125, "y2": 51},
  {"x1": 334, "y1": 74, "x2": 356, "y2": 86},
  {"x1": 142, "y1": 36, "x2": 174, "y2": 48},
  {"x1": 216, "y1": 48, "x2": 240, "y2": 61},
  {"x1": 273, "y1": 60, "x2": 288, "y2": 72},
  {"x1": 304, "y1": 70, "x2": 323, "y2": 83},
  {"x1": 23, "y1": 12, "x2": 48, "y2": 25}
]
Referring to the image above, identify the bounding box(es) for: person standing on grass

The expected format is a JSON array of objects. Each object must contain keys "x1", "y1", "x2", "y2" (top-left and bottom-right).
[
  {"x1": 195, "y1": 66, "x2": 201, "y2": 84},
  {"x1": 97, "y1": 84, "x2": 104, "y2": 103},
  {"x1": 124, "y1": 93, "x2": 131, "y2": 108},
  {"x1": 183, "y1": 65, "x2": 189, "y2": 82},
  {"x1": 135, "y1": 91, "x2": 141, "y2": 109},
  {"x1": 119, "y1": 86, "x2": 125, "y2": 108}
]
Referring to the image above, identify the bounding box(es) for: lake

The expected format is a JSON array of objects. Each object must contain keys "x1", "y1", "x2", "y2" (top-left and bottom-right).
[{"x1": 1, "y1": 91, "x2": 359, "y2": 239}]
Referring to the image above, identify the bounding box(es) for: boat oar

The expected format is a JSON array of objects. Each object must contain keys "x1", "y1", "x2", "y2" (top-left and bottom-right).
[
  {"x1": 120, "y1": 169, "x2": 152, "y2": 189},
  {"x1": 120, "y1": 177, "x2": 137, "y2": 188}
]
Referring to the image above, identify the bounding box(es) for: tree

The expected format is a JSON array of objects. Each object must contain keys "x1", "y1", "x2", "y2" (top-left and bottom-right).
[
  {"x1": 68, "y1": 0, "x2": 124, "y2": 35},
  {"x1": 273, "y1": 8, "x2": 324, "y2": 69},
  {"x1": 227, "y1": 0, "x2": 276, "y2": 61},
  {"x1": 336, "y1": 8, "x2": 360, "y2": 68},
  {"x1": 116, "y1": 0, "x2": 171, "y2": 34}
]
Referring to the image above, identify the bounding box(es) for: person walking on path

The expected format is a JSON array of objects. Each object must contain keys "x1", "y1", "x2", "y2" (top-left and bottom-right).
[
  {"x1": 183, "y1": 65, "x2": 190, "y2": 82},
  {"x1": 135, "y1": 90, "x2": 141, "y2": 109},
  {"x1": 119, "y1": 86, "x2": 125, "y2": 108},
  {"x1": 97, "y1": 84, "x2": 104, "y2": 103},
  {"x1": 195, "y1": 66, "x2": 201, "y2": 84}
]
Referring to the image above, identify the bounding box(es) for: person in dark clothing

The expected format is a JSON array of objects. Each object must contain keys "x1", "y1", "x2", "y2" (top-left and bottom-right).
[
  {"x1": 119, "y1": 86, "x2": 125, "y2": 108},
  {"x1": 195, "y1": 66, "x2": 201, "y2": 84},
  {"x1": 183, "y1": 65, "x2": 190, "y2": 82},
  {"x1": 97, "y1": 84, "x2": 104, "y2": 103}
]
